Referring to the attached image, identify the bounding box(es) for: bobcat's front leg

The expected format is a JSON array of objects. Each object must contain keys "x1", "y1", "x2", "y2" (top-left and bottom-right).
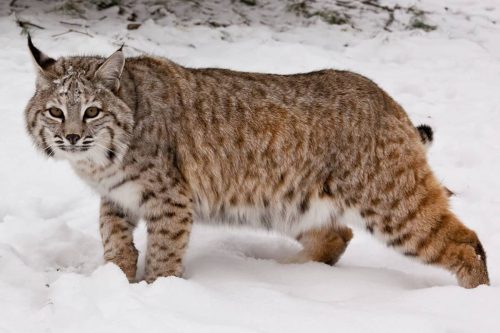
[
  {"x1": 141, "y1": 180, "x2": 193, "y2": 283},
  {"x1": 100, "y1": 198, "x2": 139, "y2": 281}
]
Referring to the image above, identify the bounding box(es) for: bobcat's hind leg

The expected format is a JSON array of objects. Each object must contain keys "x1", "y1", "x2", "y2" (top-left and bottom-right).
[
  {"x1": 361, "y1": 170, "x2": 489, "y2": 288},
  {"x1": 388, "y1": 209, "x2": 489, "y2": 288},
  {"x1": 288, "y1": 223, "x2": 353, "y2": 265}
]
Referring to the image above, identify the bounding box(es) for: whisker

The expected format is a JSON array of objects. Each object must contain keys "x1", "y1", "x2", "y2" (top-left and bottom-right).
[
  {"x1": 84, "y1": 127, "x2": 129, "y2": 162},
  {"x1": 43, "y1": 142, "x2": 57, "y2": 156},
  {"x1": 94, "y1": 142, "x2": 119, "y2": 156}
]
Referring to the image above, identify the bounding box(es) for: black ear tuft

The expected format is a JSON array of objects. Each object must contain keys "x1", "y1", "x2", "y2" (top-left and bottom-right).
[{"x1": 28, "y1": 34, "x2": 56, "y2": 70}]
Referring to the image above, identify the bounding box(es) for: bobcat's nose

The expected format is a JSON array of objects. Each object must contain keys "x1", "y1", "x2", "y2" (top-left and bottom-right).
[{"x1": 66, "y1": 134, "x2": 81, "y2": 145}]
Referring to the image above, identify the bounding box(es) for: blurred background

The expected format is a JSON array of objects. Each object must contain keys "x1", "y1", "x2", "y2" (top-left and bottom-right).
[{"x1": 6, "y1": 0, "x2": 445, "y2": 32}]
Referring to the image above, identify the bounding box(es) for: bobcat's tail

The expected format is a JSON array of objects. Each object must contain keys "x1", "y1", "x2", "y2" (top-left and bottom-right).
[
  {"x1": 416, "y1": 124, "x2": 453, "y2": 196},
  {"x1": 417, "y1": 124, "x2": 433, "y2": 150}
]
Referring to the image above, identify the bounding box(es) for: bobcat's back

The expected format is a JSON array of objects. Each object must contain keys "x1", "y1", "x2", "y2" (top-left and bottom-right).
[{"x1": 137, "y1": 63, "x2": 422, "y2": 235}]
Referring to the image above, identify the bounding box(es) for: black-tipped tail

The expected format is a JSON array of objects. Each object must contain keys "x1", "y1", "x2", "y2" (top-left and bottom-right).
[{"x1": 417, "y1": 124, "x2": 433, "y2": 147}]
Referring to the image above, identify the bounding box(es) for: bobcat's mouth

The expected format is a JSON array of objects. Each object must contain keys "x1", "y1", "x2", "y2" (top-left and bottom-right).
[
  {"x1": 53, "y1": 135, "x2": 94, "y2": 153},
  {"x1": 59, "y1": 145, "x2": 92, "y2": 153}
]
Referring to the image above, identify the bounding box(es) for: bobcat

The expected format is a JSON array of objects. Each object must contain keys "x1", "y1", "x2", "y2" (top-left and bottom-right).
[{"x1": 25, "y1": 36, "x2": 488, "y2": 288}]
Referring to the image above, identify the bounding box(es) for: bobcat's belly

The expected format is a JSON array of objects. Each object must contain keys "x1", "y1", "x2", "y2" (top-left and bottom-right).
[{"x1": 193, "y1": 195, "x2": 341, "y2": 237}]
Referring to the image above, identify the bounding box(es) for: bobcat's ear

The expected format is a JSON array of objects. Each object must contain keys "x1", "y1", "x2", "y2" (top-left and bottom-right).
[
  {"x1": 94, "y1": 47, "x2": 125, "y2": 92},
  {"x1": 28, "y1": 34, "x2": 56, "y2": 70},
  {"x1": 28, "y1": 34, "x2": 56, "y2": 88}
]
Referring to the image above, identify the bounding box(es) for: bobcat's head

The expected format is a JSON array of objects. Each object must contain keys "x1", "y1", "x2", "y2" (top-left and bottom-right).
[{"x1": 24, "y1": 36, "x2": 134, "y2": 166}]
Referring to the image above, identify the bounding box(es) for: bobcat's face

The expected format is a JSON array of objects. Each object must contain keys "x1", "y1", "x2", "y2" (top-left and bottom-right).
[{"x1": 25, "y1": 37, "x2": 133, "y2": 166}]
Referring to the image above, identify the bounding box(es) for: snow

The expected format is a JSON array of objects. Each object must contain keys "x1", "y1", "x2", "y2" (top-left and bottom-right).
[{"x1": 1, "y1": 1, "x2": 500, "y2": 332}]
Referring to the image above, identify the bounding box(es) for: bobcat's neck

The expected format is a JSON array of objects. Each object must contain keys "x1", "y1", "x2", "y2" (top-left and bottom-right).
[{"x1": 119, "y1": 56, "x2": 189, "y2": 119}]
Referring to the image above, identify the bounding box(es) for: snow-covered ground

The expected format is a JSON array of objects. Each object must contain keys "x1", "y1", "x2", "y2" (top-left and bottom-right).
[{"x1": 1, "y1": 1, "x2": 500, "y2": 332}]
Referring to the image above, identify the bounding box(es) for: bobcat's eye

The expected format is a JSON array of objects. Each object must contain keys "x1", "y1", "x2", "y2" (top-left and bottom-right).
[
  {"x1": 84, "y1": 107, "x2": 101, "y2": 119},
  {"x1": 47, "y1": 107, "x2": 64, "y2": 119}
]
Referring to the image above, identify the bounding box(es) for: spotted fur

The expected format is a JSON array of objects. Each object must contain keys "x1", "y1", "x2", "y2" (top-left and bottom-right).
[{"x1": 24, "y1": 37, "x2": 488, "y2": 287}]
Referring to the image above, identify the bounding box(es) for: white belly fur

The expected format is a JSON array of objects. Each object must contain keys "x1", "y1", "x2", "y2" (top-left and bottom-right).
[
  {"x1": 106, "y1": 181, "x2": 143, "y2": 213},
  {"x1": 194, "y1": 197, "x2": 355, "y2": 237},
  {"x1": 74, "y1": 167, "x2": 144, "y2": 214},
  {"x1": 76, "y1": 166, "x2": 364, "y2": 236}
]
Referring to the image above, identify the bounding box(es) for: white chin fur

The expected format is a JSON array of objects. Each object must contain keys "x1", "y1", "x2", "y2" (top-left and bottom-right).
[{"x1": 55, "y1": 146, "x2": 108, "y2": 166}]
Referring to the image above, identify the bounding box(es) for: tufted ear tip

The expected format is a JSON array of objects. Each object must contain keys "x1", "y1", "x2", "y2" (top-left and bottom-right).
[
  {"x1": 27, "y1": 35, "x2": 57, "y2": 89},
  {"x1": 27, "y1": 35, "x2": 56, "y2": 71}
]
